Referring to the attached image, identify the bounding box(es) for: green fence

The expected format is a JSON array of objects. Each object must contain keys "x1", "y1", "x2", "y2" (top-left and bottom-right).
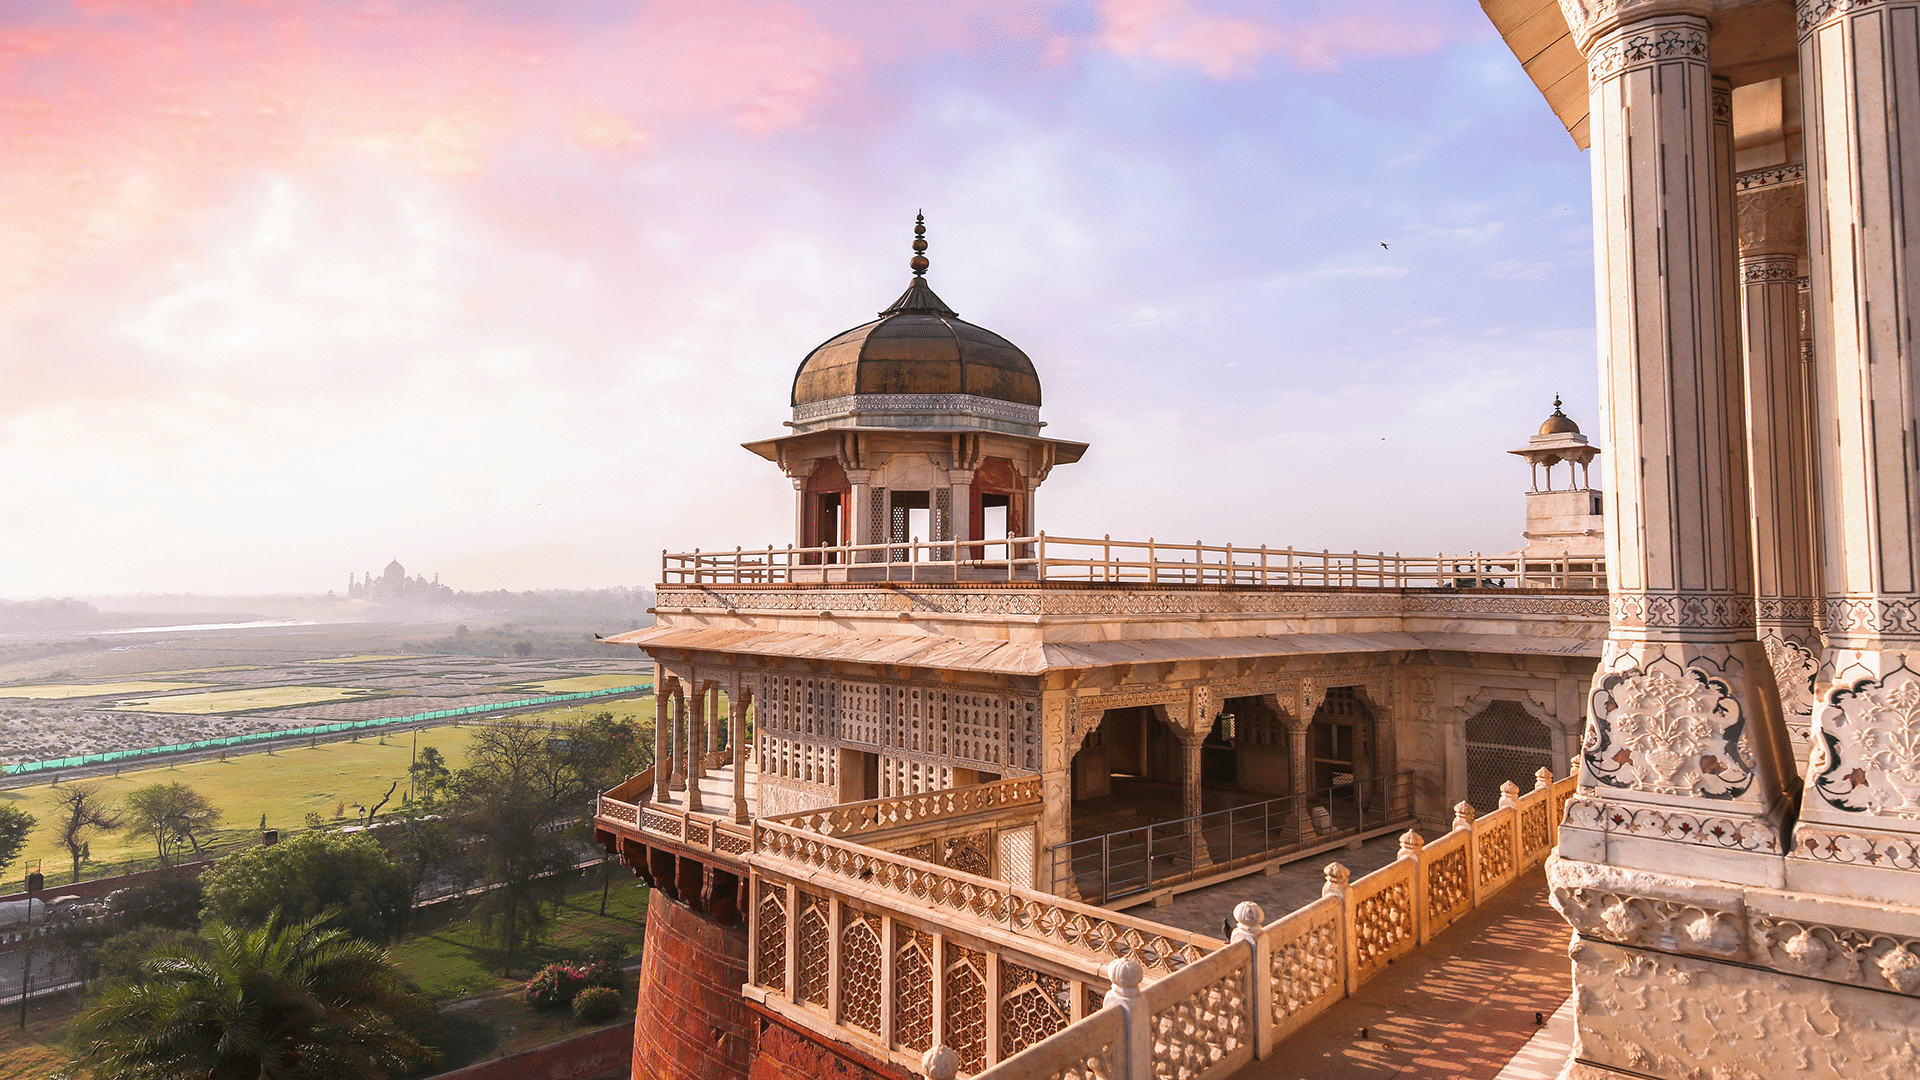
[{"x1": 2, "y1": 682, "x2": 655, "y2": 778}]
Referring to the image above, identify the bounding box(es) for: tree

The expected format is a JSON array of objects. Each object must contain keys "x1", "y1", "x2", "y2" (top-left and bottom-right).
[
  {"x1": 0, "y1": 804, "x2": 34, "y2": 881},
  {"x1": 449, "y1": 721, "x2": 577, "y2": 974},
  {"x1": 123, "y1": 782, "x2": 220, "y2": 865},
  {"x1": 55, "y1": 781, "x2": 122, "y2": 883},
  {"x1": 107, "y1": 874, "x2": 204, "y2": 932},
  {"x1": 378, "y1": 808, "x2": 460, "y2": 906},
  {"x1": 408, "y1": 746, "x2": 452, "y2": 802},
  {"x1": 201, "y1": 832, "x2": 411, "y2": 944},
  {"x1": 72, "y1": 913, "x2": 435, "y2": 1080}
]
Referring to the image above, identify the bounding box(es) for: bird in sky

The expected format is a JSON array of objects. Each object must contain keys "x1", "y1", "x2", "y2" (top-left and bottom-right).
[{"x1": 1380, "y1": 242, "x2": 1389, "y2": 249}]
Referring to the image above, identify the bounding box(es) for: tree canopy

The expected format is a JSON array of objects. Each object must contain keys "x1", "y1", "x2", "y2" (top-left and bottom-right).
[
  {"x1": 123, "y1": 782, "x2": 220, "y2": 865},
  {"x1": 0, "y1": 804, "x2": 34, "y2": 880},
  {"x1": 200, "y1": 832, "x2": 411, "y2": 944},
  {"x1": 73, "y1": 913, "x2": 434, "y2": 1080},
  {"x1": 54, "y1": 781, "x2": 121, "y2": 883}
]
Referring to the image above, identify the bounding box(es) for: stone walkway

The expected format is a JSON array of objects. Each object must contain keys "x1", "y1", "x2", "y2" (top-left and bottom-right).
[
  {"x1": 1233, "y1": 872, "x2": 1573, "y2": 1080},
  {"x1": 1136, "y1": 832, "x2": 1409, "y2": 937}
]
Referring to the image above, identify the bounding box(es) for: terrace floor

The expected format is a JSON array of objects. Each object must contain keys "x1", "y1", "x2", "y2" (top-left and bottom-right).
[
  {"x1": 648, "y1": 759, "x2": 760, "y2": 821},
  {"x1": 1232, "y1": 871, "x2": 1573, "y2": 1080}
]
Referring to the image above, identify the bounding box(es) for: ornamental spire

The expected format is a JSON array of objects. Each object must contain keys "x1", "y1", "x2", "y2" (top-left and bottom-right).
[{"x1": 911, "y1": 211, "x2": 929, "y2": 277}]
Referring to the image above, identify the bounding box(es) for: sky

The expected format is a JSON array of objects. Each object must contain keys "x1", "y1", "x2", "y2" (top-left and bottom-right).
[{"x1": 0, "y1": 0, "x2": 1598, "y2": 598}]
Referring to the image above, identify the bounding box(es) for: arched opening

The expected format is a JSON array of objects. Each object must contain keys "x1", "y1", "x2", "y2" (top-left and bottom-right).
[
  {"x1": 1216, "y1": 695, "x2": 1291, "y2": 796},
  {"x1": 1068, "y1": 706, "x2": 1182, "y2": 838},
  {"x1": 1308, "y1": 687, "x2": 1378, "y2": 797},
  {"x1": 1463, "y1": 699, "x2": 1554, "y2": 812}
]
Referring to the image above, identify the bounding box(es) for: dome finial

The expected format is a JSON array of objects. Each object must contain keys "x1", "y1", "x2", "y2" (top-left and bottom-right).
[
  {"x1": 1553, "y1": 393, "x2": 1564, "y2": 412},
  {"x1": 910, "y1": 211, "x2": 929, "y2": 277}
]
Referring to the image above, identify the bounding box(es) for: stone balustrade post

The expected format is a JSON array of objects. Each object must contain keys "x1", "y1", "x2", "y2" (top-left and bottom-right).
[
  {"x1": 1398, "y1": 830, "x2": 1428, "y2": 944},
  {"x1": 1452, "y1": 801, "x2": 1478, "y2": 908},
  {"x1": 1230, "y1": 901, "x2": 1272, "y2": 1058},
  {"x1": 1101, "y1": 956, "x2": 1152, "y2": 1080},
  {"x1": 1321, "y1": 861, "x2": 1354, "y2": 994},
  {"x1": 922, "y1": 1045, "x2": 958, "y2": 1080}
]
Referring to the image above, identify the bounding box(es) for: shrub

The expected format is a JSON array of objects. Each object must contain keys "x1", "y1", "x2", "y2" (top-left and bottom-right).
[
  {"x1": 525, "y1": 962, "x2": 588, "y2": 1009},
  {"x1": 572, "y1": 985, "x2": 622, "y2": 1024},
  {"x1": 581, "y1": 959, "x2": 623, "y2": 992}
]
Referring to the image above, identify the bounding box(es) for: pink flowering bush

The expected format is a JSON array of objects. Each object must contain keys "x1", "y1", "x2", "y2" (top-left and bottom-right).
[{"x1": 526, "y1": 962, "x2": 589, "y2": 1009}]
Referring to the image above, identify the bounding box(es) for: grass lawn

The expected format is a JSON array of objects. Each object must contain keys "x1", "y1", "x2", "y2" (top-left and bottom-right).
[
  {"x1": 110, "y1": 685, "x2": 384, "y2": 714},
  {"x1": 0, "y1": 724, "x2": 490, "y2": 882},
  {"x1": 389, "y1": 868, "x2": 649, "y2": 1001},
  {"x1": 0, "y1": 989, "x2": 81, "y2": 1079},
  {"x1": 0, "y1": 681, "x2": 210, "y2": 700}
]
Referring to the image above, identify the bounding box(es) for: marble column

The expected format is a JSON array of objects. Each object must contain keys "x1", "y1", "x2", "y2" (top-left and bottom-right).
[
  {"x1": 1557, "y1": 8, "x2": 1795, "y2": 887},
  {"x1": 947, "y1": 469, "x2": 973, "y2": 562},
  {"x1": 1795, "y1": 0, "x2": 1920, "y2": 905},
  {"x1": 654, "y1": 679, "x2": 673, "y2": 801},
  {"x1": 668, "y1": 686, "x2": 687, "y2": 794},
  {"x1": 732, "y1": 692, "x2": 750, "y2": 824},
  {"x1": 1737, "y1": 170, "x2": 1822, "y2": 764},
  {"x1": 846, "y1": 468, "x2": 876, "y2": 562},
  {"x1": 686, "y1": 688, "x2": 707, "y2": 812}
]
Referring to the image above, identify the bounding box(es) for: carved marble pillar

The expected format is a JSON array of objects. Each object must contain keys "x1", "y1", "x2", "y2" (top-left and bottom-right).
[
  {"x1": 845, "y1": 469, "x2": 876, "y2": 562},
  {"x1": 732, "y1": 692, "x2": 750, "y2": 824},
  {"x1": 668, "y1": 685, "x2": 687, "y2": 794},
  {"x1": 654, "y1": 678, "x2": 673, "y2": 801},
  {"x1": 686, "y1": 687, "x2": 707, "y2": 813},
  {"x1": 947, "y1": 469, "x2": 973, "y2": 560},
  {"x1": 1737, "y1": 170, "x2": 1822, "y2": 764},
  {"x1": 1558, "y1": 9, "x2": 1794, "y2": 887},
  {"x1": 1796, "y1": 0, "x2": 1920, "y2": 904}
]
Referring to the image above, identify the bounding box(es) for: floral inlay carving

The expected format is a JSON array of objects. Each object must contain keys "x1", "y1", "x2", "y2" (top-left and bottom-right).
[
  {"x1": 1586, "y1": 661, "x2": 1755, "y2": 799},
  {"x1": 1814, "y1": 663, "x2": 1920, "y2": 819}
]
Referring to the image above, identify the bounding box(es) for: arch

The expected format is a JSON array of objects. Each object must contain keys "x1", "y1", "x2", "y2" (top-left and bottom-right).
[{"x1": 1460, "y1": 696, "x2": 1557, "y2": 812}]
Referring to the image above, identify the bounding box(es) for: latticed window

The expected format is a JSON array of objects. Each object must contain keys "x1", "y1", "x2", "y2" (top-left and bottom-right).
[
  {"x1": 796, "y1": 893, "x2": 831, "y2": 1007},
  {"x1": 944, "y1": 942, "x2": 989, "y2": 1073},
  {"x1": 840, "y1": 909, "x2": 884, "y2": 1035},
  {"x1": 999, "y1": 960, "x2": 1071, "y2": 1059},
  {"x1": 1464, "y1": 699, "x2": 1554, "y2": 812},
  {"x1": 756, "y1": 883, "x2": 787, "y2": 992},
  {"x1": 893, "y1": 927, "x2": 935, "y2": 1053}
]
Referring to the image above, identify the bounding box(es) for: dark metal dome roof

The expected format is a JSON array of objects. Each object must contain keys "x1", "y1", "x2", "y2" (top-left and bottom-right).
[{"x1": 789, "y1": 276, "x2": 1042, "y2": 408}]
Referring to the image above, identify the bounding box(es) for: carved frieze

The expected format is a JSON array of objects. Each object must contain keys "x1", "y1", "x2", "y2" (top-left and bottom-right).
[
  {"x1": 1610, "y1": 592, "x2": 1755, "y2": 630},
  {"x1": 1585, "y1": 660, "x2": 1756, "y2": 800},
  {"x1": 1737, "y1": 180, "x2": 1806, "y2": 257},
  {"x1": 1563, "y1": 795, "x2": 1781, "y2": 852},
  {"x1": 1825, "y1": 597, "x2": 1920, "y2": 636},
  {"x1": 1762, "y1": 634, "x2": 1819, "y2": 752},
  {"x1": 1810, "y1": 660, "x2": 1920, "y2": 822},
  {"x1": 1792, "y1": 823, "x2": 1920, "y2": 870},
  {"x1": 1799, "y1": 0, "x2": 1893, "y2": 35},
  {"x1": 1585, "y1": 24, "x2": 1709, "y2": 84}
]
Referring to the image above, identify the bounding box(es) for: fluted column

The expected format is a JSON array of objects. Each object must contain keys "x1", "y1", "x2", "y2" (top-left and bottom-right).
[
  {"x1": 1796, "y1": 0, "x2": 1920, "y2": 902},
  {"x1": 731, "y1": 692, "x2": 750, "y2": 824},
  {"x1": 668, "y1": 685, "x2": 687, "y2": 793},
  {"x1": 1737, "y1": 170, "x2": 1823, "y2": 765},
  {"x1": 653, "y1": 678, "x2": 672, "y2": 800},
  {"x1": 686, "y1": 687, "x2": 706, "y2": 813},
  {"x1": 1556, "y1": 8, "x2": 1795, "y2": 886}
]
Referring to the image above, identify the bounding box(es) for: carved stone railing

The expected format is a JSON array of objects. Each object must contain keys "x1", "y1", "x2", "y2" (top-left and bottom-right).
[
  {"x1": 765, "y1": 776, "x2": 1042, "y2": 839},
  {"x1": 964, "y1": 769, "x2": 1578, "y2": 1080},
  {"x1": 663, "y1": 532, "x2": 1607, "y2": 590},
  {"x1": 745, "y1": 816, "x2": 1222, "y2": 1076},
  {"x1": 594, "y1": 768, "x2": 754, "y2": 862}
]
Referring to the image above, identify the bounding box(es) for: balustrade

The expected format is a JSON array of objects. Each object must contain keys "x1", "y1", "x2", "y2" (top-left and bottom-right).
[
  {"x1": 967, "y1": 769, "x2": 1578, "y2": 1080},
  {"x1": 662, "y1": 534, "x2": 1607, "y2": 590}
]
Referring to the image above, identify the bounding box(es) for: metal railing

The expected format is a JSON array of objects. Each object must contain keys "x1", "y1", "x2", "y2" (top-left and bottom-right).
[
  {"x1": 1051, "y1": 773, "x2": 1416, "y2": 906},
  {"x1": 661, "y1": 534, "x2": 1607, "y2": 590}
]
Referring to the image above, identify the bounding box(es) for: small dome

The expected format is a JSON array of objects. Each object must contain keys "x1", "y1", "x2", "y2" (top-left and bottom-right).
[
  {"x1": 383, "y1": 559, "x2": 405, "y2": 580},
  {"x1": 1539, "y1": 396, "x2": 1580, "y2": 436},
  {"x1": 789, "y1": 215, "x2": 1041, "y2": 409}
]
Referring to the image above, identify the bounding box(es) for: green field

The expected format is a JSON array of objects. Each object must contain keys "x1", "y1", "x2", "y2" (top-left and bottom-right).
[
  {"x1": 0, "y1": 681, "x2": 210, "y2": 700},
  {"x1": 300, "y1": 654, "x2": 414, "y2": 664},
  {"x1": 110, "y1": 685, "x2": 383, "y2": 714},
  {"x1": 0, "y1": 697, "x2": 659, "y2": 887}
]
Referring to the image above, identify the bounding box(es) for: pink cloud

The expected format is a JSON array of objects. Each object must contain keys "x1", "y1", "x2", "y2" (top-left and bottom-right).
[{"x1": 1095, "y1": 0, "x2": 1466, "y2": 76}]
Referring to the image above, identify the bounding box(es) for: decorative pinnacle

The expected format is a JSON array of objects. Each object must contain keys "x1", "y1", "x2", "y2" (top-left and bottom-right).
[
  {"x1": 1552, "y1": 394, "x2": 1564, "y2": 413},
  {"x1": 911, "y1": 211, "x2": 929, "y2": 277}
]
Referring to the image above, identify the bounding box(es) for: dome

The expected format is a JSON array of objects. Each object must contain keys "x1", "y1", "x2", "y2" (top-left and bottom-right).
[
  {"x1": 789, "y1": 216, "x2": 1041, "y2": 409},
  {"x1": 1539, "y1": 396, "x2": 1581, "y2": 436}
]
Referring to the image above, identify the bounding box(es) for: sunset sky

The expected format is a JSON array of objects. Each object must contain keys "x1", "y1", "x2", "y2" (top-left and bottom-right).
[{"x1": 0, "y1": 0, "x2": 1596, "y2": 598}]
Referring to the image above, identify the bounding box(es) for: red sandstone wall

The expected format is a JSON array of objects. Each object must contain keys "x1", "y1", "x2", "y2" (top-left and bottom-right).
[
  {"x1": 633, "y1": 895, "x2": 753, "y2": 1080},
  {"x1": 746, "y1": 1005, "x2": 913, "y2": 1080},
  {"x1": 436, "y1": 1021, "x2": 633, "y2": 1080}
]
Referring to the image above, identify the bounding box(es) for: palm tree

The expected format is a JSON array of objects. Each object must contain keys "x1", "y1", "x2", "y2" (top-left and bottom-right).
[{"x1": 71, "y1": 913, "x2": 436, "y2": 1080}]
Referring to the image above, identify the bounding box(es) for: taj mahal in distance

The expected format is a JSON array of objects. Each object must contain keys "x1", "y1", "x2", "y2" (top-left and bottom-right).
[{"x1": 574, "y1": 1, "x2": 1920, "y2": 1078}]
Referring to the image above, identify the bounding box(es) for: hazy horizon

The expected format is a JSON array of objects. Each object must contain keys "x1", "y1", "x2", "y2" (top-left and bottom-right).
[{"x1": 1, "y1": 1, "x2": 1597, "y2": 598}]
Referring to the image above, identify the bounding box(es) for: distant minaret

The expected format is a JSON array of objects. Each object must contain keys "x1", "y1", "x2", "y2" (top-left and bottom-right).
[{"x1": 1507, "y1": 396, "x2": 1604, "y2": 559}]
